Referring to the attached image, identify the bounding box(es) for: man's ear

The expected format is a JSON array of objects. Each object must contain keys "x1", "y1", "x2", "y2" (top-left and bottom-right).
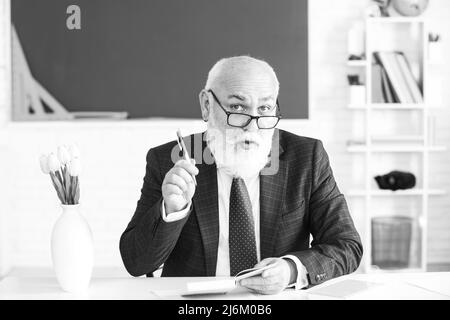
[{"x1": 199, "y1": 90, "x2": 210, "y2": 122}]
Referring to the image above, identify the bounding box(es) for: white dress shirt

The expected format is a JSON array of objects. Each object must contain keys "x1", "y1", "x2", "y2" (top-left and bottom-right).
[{"x1": 161, "y1": 168, "x2": 308, "y2": 289}]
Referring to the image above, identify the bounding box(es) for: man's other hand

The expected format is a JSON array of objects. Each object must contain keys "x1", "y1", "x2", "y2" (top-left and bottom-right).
[
  {"x1": 238, "y1": 258, "x2": 295, "y2": 295},
  {"x1": 162, "y1": 159, "x2": 198, "y2": 215}
]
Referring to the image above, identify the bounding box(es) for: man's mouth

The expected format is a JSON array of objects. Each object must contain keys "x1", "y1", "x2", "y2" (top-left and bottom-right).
[{"x1": 239, "y1": 140, "x2": 259, "y2": 149}]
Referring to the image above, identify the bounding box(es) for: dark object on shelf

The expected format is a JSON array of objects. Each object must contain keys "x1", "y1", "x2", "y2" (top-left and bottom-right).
[
  {"x1": 374, "y1": 171, "x2": 416, "y2": 191},
  {"x1": 429, "y1": 33, "x2": 441, "y2": 42},
  {"x1": 372, "y1": 216, "x2": 413, "y2": 269},
  {"x1": 347, "y1": 75, "x2": 363, "y2": 86},
  {"x1": 348, "y1": 54, "x2": 365, "y2": 61}
]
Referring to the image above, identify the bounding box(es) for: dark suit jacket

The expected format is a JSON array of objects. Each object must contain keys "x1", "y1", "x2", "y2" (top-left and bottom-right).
[{"x1": 120, "y1": 129, "x2": 363, "y2": 287}]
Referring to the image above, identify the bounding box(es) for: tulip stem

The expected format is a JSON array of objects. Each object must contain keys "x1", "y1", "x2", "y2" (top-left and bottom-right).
[
  {"x1": 70, "y1": 175, "x2": 76, "y2": 204},
  {"x1": 49, "y1": 175, "x2": 64, "y2": 203},
  {"x1": 50, "y1": 172, "x2": 66, "y2": 204},
  {"x1": 74, "y1": 176, "x2": 80, "y2": 204},
  {"x1": 54, "y1": 170, "x2": 67, "y2": 204},
  {"x1": 61, "y1": 166, "x2": 66, "y2": 203},
  {"x1": 62, "y1": 165, "x2": 72, "y2": 204}
]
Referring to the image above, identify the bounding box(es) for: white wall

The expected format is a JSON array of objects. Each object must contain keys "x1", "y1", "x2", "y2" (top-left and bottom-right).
[{"x1": 1, "y1": 0, "x2": 449, "y2": 275}]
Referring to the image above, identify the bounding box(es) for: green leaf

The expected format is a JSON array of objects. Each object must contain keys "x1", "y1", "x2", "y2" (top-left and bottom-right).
[
  {"x1": 63, "y1": 166, "x2": 72, "y2": 204},
  {"x1": 49, "y1": 174, "x2": 63, "y2": 203},
  {"x1": 74, "y1": 177, "x2": 80, "y2": 204},
  {"x1": 70, "y1": 176, "x2": 76, "y2": 204},
  {"x1": 50, "y1": 172, "x2": 65, "y2": 204}
]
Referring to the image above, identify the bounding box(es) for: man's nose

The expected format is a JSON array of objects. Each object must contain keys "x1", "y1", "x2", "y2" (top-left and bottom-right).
[{"x1": 243, "y1": 117, "x2": 259, "y2": 132}]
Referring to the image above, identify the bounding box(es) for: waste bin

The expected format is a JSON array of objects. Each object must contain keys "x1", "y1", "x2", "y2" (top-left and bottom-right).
[{"x1": 371, "y1": 216, "x2": 413, "y2": 269}]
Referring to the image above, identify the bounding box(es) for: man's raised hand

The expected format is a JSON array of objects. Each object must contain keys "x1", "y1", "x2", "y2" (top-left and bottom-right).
[{"x1": 162, "y1": 159, "x2": 199, "y2": 215}]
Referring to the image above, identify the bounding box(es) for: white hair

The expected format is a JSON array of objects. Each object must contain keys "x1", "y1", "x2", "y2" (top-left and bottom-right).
[{"x1": 204, "y1": 55, "x2": 280, "y2": 93}]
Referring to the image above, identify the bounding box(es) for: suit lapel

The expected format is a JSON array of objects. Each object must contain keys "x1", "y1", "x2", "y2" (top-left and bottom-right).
[
  {"x1": 260, "y1": 131, "x2": 287, "y2": 259},
  {"x1": 192, "y1": 137, "x2": 219, "y2": 276}
]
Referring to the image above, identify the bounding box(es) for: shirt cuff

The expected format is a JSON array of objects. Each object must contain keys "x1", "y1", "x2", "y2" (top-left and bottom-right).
[
  {"x1": 282, "y1": 255, "x2": 309, "y2": 290},
  {"x1": 161, "y1": 199, "x2": 192, "y2": 222}
]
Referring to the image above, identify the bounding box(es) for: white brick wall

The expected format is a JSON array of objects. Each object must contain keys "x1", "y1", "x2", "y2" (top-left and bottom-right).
[{"x1": 0, "y1": 0, "x2": 449, "y2": 275}]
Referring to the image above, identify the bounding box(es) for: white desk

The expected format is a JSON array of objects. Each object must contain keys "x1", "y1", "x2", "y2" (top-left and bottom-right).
[{"x1": 1, "y1": 270, "x2": 450, "y2": 300}]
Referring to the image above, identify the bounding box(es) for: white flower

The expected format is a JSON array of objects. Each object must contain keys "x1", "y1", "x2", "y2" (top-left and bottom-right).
[
  {"x1": 39, "y1": 154, "x2": 50, "y2": 174},
  {"x1": 47, "y1": 153, "x2": 61, "y2": 173},
  {"x1": 68, "y1": 144, "x2": 80, "y2": 159},
  {"x1": 68, "y1": 158, "x2": 82, "y2": 177},
  {"x1": 57, "y1": 145, "x2": 71, "y2": 165}
]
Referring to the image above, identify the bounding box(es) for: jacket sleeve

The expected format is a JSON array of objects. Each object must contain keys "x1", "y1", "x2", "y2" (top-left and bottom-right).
[
  {"x1": 287, "y1": 140, "x2": 363, "y2": 287},
  {"x1": 119, "y1": 148, "x2": 190, "y2": 276}
]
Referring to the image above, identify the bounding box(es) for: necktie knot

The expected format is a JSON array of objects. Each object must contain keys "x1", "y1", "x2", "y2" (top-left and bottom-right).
[{"x1": 232, "y1": 176, "x2": 246, "y2": 191}]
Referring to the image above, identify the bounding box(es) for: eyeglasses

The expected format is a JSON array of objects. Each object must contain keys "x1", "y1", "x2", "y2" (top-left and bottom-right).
[{"x1": 207, "y1": 89, "x2": 282, "y2": 129}]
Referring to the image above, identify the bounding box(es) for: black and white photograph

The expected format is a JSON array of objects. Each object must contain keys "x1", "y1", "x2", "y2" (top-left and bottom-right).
[{"x1": 0, "y1": 0, "x2": 450, "y2": 306}]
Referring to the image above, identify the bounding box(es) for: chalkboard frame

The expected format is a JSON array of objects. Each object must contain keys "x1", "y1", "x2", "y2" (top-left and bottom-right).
[{"x1": 11, "y1": 0, "x2": 310, "y2": 121}]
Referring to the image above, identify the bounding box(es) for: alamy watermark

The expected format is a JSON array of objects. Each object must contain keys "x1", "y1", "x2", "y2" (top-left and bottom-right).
[
  {"x1": 169, "y1": 129, "x2": 280, "y2": 176},
  {"x1": 66, "y1": 5, "x2": 81, "y2": 30}
]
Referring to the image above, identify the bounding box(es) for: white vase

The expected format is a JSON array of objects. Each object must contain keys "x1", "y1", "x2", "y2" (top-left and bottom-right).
[
  {"x1": 349, "y1": 85, "x2": 366, "y2": 106},
  {"x1": 428, "y1": 41, "x2": 443, "y2": 64},
  {"x1": 348, "y1": 22, "x2": 365, "y2": 59},
  {"x1": 51, "y1": 204, "x2": 94, "y2": 293}
]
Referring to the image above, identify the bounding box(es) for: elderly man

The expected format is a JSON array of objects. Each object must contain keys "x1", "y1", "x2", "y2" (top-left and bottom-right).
[{"x1": 120, "y1": 56, "x2": 362, "y2": 295}]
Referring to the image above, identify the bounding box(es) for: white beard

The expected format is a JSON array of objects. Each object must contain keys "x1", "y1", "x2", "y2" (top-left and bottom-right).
[{"x1": 206, "y1": 124, "x2": 274, "y2": 179}]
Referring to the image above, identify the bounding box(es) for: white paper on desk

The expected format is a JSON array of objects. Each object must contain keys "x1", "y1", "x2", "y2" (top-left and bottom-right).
[
  {"x1": 183, "y1": 279, "x2": 237, "y2": 296},
  {"x1": 151, "y1": 289, "x2": 185, "y2": 298},
  {"x1": 405, "y1": 278, "x2": 450, "y2": 298},
  {"x1": 307, "y1": 280, "x2": 381, "y2": 299},
  {"x1": 353, "y1": 281, "x2": 450, "y2": 300},
  {"x1": 308, "y1": 279, "x2": 450, "y2": 300}
]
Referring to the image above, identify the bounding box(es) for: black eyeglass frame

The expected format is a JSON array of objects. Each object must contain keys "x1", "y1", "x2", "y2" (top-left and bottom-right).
[{"x1": 207, "y1": 89, "x2": 282, "y2": 129}]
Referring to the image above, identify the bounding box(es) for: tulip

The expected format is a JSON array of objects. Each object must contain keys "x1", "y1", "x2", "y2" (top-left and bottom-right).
[
  {"x1": 47, "y1": 153, "x2": 61, "y2": 173},
  {"x1": 68, "y1": 144, "x2": 80, "y2": 159},
  {"x1": 68, "y1": 158, "x2": 82, "y2": 177},
  {"x1": 57, "y1": 145, "x2": 71, "y2": 165},
  {"x1": 39, "y1": 154, "x2": 50, "y2": 174}
]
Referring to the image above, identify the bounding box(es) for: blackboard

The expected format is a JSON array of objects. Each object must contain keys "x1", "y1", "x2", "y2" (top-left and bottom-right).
[{"x1": 12, "y1": 0, "x2": 308, "y2": 119}]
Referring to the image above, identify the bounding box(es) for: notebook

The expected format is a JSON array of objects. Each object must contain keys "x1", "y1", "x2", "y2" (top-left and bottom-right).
[{"x1": 181, "y1": 265, "x2": 273, "y2": 296}]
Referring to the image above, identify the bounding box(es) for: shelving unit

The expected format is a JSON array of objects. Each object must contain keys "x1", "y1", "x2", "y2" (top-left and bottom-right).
[
  {"x1": 347, "y1": 60, "x2": 368, "y2": 68},
  {"x1": 346, "y1": 17, "x2": 446, "y2": 274},
  {"x1": 347, "y1": 189, "x2": 446, "y2": 197}
]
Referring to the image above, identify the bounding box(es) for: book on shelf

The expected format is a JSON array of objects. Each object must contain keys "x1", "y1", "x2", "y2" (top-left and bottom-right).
[
  {"x1": 373, "y1": 53, "x2": 396, "y2": 103},
  {"x1": 181, "y1": 264, "x2": 273, "y2": 296},
  {"x1": 372, "y1": 52, "x2": 423, "y2": 104},
  {"x1": 396, "y1": 52, "x2": 424, "y2": 103},
  {"x1": 372, "y1": 63, "x2": 385, "y2": 103},
  {"x1": 374, "y1": 52, "x2": 415, "y2": 103},
  {"x1": 381, "y1": 64, "x2": 399, "y2": 103},
  {"x1": 373, "y1": 62, "x2": 398, "y2": 103}
]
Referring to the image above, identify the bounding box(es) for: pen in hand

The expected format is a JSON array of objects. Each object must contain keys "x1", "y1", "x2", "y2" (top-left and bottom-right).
[{"x1": 176, "y1": 129, "x2": 197, "y2": 186}]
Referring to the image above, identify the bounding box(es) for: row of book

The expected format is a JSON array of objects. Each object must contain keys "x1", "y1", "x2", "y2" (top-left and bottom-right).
[{"x1": 372, "y1": 52, "x2": 423, "y2": 104}]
